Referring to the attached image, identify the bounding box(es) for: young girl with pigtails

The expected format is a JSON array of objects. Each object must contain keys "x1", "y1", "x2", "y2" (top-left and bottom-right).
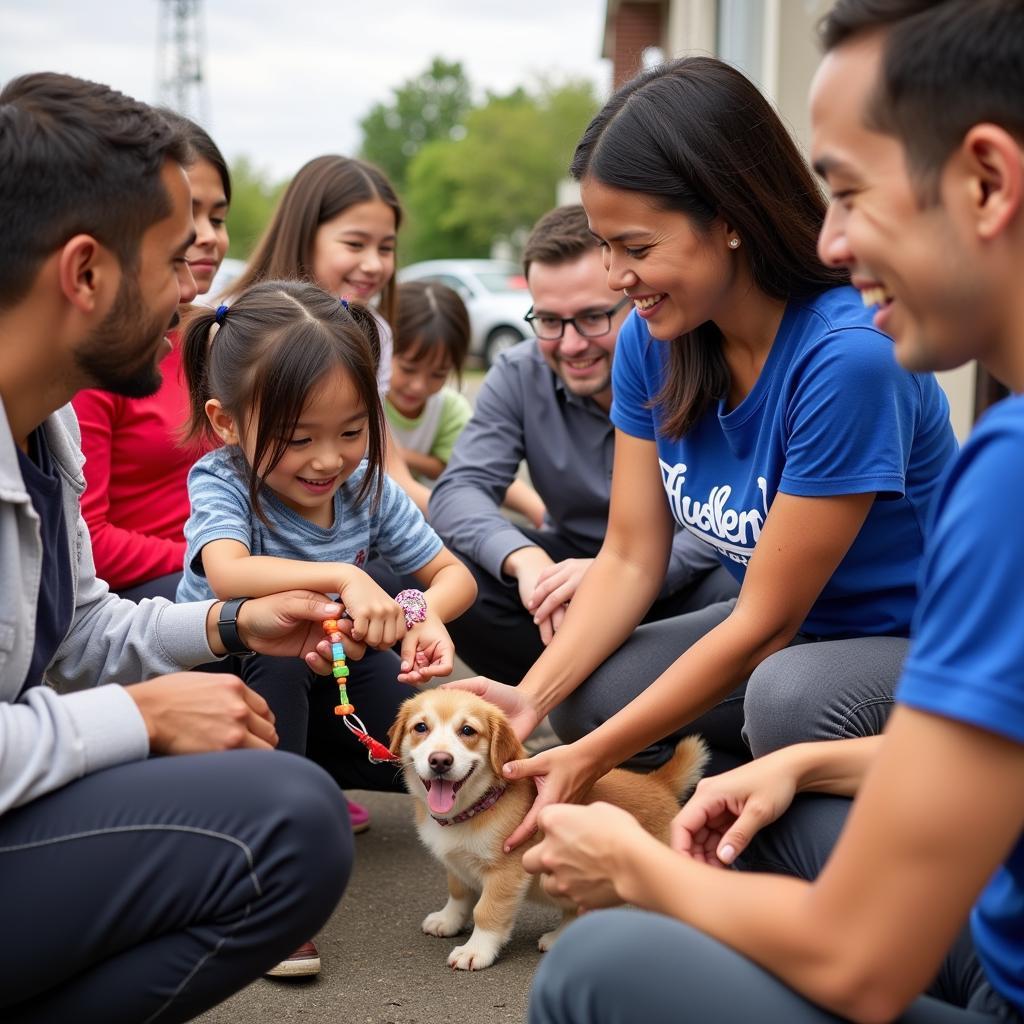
[
  {"x1": 230, "y1": 152, "x2": 422, "y2": 852},
  {"x1": 176, "y1": 280, "x2": 476, "y2": 976}
]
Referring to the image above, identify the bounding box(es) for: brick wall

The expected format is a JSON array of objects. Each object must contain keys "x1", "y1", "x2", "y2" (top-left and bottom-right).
[{"x1": 610, "y1": 1, "x2": 665, "y2": 88}]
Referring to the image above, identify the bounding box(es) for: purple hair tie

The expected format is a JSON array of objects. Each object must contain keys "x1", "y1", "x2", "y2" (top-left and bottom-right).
[
  {"x1": 214, "y1": 303, "x2": 229, "y2": 325},
  {"x1": 340, "y1": 298, "x2": 349, "y2": 310}
]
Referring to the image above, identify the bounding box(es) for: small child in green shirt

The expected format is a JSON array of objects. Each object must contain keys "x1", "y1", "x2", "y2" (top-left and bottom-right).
[{"x1": 387, "y1": 281, "x2": 544, "y2": 526}]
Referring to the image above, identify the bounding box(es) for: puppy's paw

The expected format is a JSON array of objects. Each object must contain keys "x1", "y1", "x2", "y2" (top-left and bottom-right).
[
  {"x1": 422, "y1": 908, "x2": 467, "y2": 937},
  {"x1": 448, "y1": 940, "x2": 498, "y2": 971},
  {"x1": 538, "y1": 916, "x2": 572, "y2": 952}
]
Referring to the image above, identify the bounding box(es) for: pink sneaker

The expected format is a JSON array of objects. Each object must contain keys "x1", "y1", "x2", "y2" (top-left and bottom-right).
[{"x1": 346, "y1": 796, "x2": 370, "y2": 834}]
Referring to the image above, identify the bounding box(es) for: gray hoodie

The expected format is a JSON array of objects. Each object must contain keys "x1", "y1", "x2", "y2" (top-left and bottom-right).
[{"x1": 0, "y1": 397, "x2": 219, "y2": 814}]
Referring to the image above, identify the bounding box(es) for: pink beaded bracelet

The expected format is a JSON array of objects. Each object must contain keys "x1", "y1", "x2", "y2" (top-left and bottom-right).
[{"x1": 395, "y1": 588, "x2": 427, "y2": 630}]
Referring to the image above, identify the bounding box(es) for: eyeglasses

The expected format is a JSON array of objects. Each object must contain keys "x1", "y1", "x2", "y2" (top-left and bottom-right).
[{"x1": 524, "y1": 296, "x2": 631, "y2": 341}]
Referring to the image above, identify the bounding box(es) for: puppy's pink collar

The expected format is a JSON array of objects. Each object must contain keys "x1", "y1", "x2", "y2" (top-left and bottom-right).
[{"x1": 432, "y1": 785, "x2": 507, "y2": 826}]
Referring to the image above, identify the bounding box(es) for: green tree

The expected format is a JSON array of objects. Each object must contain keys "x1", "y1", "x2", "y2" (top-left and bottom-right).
[
  {"x1": 359, "y1": 58, "x2": 473, "y2": 191},
  {"x1": 225, "y1": 155, "x2": 285, "y2": 261},
  {"x1": 401, "y1": 78, "x2": 600, "y2": 264}
]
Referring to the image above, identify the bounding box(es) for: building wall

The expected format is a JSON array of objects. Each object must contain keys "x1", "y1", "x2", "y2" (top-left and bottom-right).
[
  {"x1": 774, "y1": 0, "x2": 831, "y2": 152},
  {"x1": 604, "y1": 0, "x2": 666, "y2": 88}
]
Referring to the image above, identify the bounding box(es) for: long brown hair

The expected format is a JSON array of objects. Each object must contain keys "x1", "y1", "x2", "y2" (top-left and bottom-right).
[
  {"x1": 571, "y1": 57, "x2": 847, "y2": 439},
  {"x1": 181, "y1": 280, "x2": 386, "y2": 523},
  {"x1": 231, "y1": 154, "x2": 402, "y2": 327},
  {"x1": 158, "y1": 109, "x2": 231, "y2": 205}
]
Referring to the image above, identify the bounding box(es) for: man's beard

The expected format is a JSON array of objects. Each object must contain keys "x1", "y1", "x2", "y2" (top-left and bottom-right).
[{"x1": 74, "y1": 271, "x2": 175, "y2": 398}]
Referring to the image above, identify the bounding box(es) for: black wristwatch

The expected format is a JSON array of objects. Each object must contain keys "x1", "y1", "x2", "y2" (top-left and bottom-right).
[{"x1": 217, "y1": 598, "x2": 254, "y2": 657}]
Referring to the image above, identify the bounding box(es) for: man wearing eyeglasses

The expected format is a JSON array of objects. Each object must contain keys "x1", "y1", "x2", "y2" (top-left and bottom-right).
[{"x1": 429, "y1": 205, "x2": 736, "y2": 684}]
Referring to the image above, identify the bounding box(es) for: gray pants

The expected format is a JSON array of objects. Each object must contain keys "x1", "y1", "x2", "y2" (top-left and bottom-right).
[
  {"x1": 529, "y1": 908, "x2": 1020, "y2": 1024},
  {"x1": 529, "y1": 795, "x2": 1021, "y2": 1023},
  {"x1": 549, "y1": 600, "x2": 908, "y2": 772}
]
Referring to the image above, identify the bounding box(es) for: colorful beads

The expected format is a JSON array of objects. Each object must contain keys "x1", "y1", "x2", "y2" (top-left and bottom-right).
[{"x1": 324, "y1": 619, "x2": 352, "y2": 716}]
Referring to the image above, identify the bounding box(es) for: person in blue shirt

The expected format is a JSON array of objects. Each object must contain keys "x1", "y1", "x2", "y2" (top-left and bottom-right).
[
  {"x1": 525, "y1": 1, "x2": 1024, "y2": 1022},
  {"x1": 456, "y1": 52, "x2": 958, "y2": 851}
]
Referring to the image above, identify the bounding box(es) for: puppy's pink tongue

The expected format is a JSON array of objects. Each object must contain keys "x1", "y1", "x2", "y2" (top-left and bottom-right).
[{"x1": 428, "y1": 778, "x2": 457, "y2": 814}]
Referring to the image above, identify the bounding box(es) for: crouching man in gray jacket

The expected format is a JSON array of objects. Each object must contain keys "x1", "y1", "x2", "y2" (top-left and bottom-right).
[{"x1": 0, "y1": 73, "x2": 351, "y2": 1022}]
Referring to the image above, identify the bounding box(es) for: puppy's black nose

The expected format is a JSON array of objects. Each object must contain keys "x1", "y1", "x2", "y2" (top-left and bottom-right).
[{"x1": 429, "y1": 751, "x2": 453, "y2": 774}]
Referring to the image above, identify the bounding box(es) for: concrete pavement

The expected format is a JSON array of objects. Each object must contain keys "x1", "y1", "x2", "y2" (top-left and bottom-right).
[
  {"x1": 198, "y1": 648, "x2": 561, "y2": 1024},
  {"x1": 197, "y1": 786, "x2": 559, "y2": 1024}
]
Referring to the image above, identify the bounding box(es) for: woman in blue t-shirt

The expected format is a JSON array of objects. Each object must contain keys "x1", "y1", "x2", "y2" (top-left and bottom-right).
[{"x1": 455, "y1": 55, "x2": 958, "y2": 851}]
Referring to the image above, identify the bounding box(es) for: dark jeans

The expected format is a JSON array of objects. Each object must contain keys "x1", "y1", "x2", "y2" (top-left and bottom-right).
[
  {"x1": 370, "y1": 529, "x2": 740, "y2": 685},
  {"x1": 530, "y1": 795, "x2": 1021, "y2": 1024},
  {"x1": 202, "y1": 647, "x2": 411, "y2": 793},
  {"x1": 0, "y1": 751, "x2": 350, "y2": 1023},
  {"x1": 116, "y1": 571, "x2": 182, "y2": 603}
]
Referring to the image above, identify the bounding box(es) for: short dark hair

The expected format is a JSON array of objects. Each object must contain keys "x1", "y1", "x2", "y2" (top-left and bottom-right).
[
  {"x1": 571, "y1": 56, "x2": 845, "y2": 438},
  {"x1": 819, "y1": 0, "x2": 1024, "y2": 196},
  {"x1": 158, "y1": 109, "x2": 231, "y2": 204},
  {"x1": 232, "y1": 155, "x2": 403, "y2": 328},
  {"x1": 0, "y1": 72, "x2": 190, "y2": 309},
  {"x1": 181, "y1": 280, "x2": 386, "y2": 523},
  {"x1": 394, "y1": 281, "x2": 471, "y2": 380},
  {"x1": 522, "y1": 204, "x2": 597, "y2": 278}
]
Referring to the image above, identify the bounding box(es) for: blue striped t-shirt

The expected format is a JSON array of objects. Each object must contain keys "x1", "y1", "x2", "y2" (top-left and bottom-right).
[{"x1": 176, "y1": 447, "x2": 442, "y2": 602}]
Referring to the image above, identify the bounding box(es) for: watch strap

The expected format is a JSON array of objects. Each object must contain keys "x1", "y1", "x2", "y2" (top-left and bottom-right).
[{"x1": 217, "y1": 597, "x2": 254, "y2": 657}]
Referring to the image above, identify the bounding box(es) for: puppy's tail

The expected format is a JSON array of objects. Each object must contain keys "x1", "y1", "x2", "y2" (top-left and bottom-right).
[{"x1": 648, "y1": 735, "x2": 710, "y2": 800}]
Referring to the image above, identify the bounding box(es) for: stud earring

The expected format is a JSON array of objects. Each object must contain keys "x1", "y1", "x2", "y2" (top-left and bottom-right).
[{"x1": 728, "y1": 237, "x2": 740, "y2": 249}]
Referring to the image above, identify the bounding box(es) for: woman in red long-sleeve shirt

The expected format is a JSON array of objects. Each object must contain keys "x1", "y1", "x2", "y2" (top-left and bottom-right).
[{"x1": 73, "y1": 113, "x2": 230, "y2": 600}]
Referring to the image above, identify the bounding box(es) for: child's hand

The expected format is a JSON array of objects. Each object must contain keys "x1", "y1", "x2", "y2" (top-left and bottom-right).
[
  {"x1": 336, "y1": 568, "x2": 406, "y2": 648},
  {"x1": 397, "y1": 616, "x2": 454, "y2": 685}
]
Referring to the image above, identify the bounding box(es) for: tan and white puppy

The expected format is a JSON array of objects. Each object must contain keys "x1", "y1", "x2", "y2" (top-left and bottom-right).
[{"x1": 388, "y1": 688, "x2": 708, "y2": 971}]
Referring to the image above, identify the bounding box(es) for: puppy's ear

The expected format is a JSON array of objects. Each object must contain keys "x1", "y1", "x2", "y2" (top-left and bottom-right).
[
  {"x1": 387, "y1": 698, "x2": 415, "y2": 756},
  {"x1": 488, "y1": 708, "x2": 524, "y2": 779}
]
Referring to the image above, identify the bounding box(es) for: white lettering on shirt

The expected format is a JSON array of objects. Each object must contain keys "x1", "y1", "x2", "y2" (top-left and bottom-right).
[{"x1": 660, "y1": 460, "x2": 770, "y2": 565}]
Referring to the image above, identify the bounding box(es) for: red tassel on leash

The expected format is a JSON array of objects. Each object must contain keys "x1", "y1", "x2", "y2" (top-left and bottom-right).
[{"x1": 348, "y1": 725, "x2": 401, "y2": 765}]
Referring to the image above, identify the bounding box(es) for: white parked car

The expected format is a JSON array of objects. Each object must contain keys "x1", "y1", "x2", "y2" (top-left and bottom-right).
[
  {"x1": 206, "y1": 256, "x2": 247, "y2": 302},
  {"x1": 397, "y1": 259, "x2": 532, "y2": 367}
]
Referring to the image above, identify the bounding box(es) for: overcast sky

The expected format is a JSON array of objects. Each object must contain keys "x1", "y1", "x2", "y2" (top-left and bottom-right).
[{"x1": 0, "y1": 0, "x2": 611, "y2": 181}]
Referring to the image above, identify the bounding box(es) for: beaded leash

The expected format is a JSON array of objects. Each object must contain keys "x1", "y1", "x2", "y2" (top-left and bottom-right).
[{"x1": 322, "y1": 618, "x2": 401, "y2": 765}]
